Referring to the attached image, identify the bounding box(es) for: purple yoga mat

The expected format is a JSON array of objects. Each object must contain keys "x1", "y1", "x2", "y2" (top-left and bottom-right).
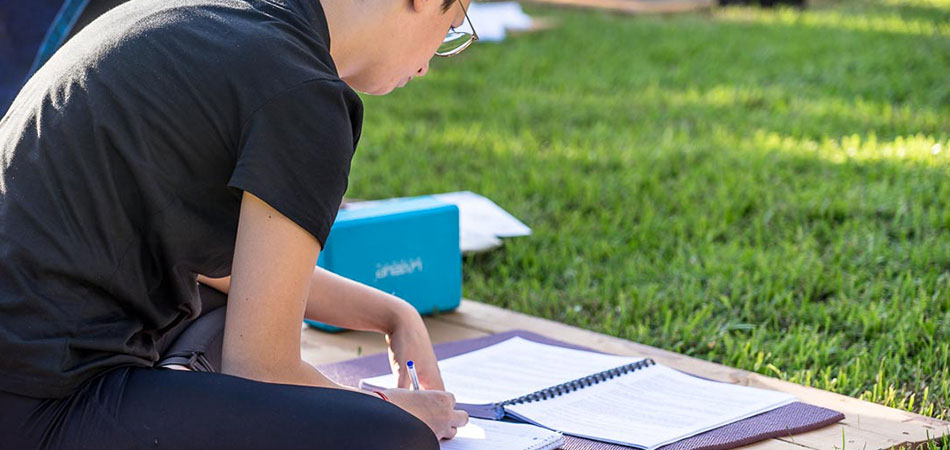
[{"x1": 317, "y1": 330, "x2": 843, "y2": 450}]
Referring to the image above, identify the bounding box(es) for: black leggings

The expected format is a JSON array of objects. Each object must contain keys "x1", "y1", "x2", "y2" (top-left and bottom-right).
[
  {"x1": 0, "y1": 367, "x2": 438, "y2": 449},
  {"x1": 0, "y1": 286, "x2": 439, "y2": 450}
]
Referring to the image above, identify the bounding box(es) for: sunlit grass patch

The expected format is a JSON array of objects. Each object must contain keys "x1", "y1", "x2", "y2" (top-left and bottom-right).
[
  {"x1": 716, "y1": 6, "x2": 950, "y2": 37},
  {"x1": 349, "y1": 0, "x2": 950, "y2": 421}
]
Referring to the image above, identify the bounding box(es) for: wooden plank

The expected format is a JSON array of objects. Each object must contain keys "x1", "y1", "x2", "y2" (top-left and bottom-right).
[
  {"x1": 438, "y1": 300, "x2": 762, "y2": 382},
  {"x1": 749, "y1": 373, "x2": 950, "y2": 445},
  {"x1": 438, "y1": 300, "x2": 950, "y2": 449},
  {"x1": 775, "y1": 421, "x2": 943, "y2": 450},
  {"x1": 733, "y1": 439, "x2": 821, "y2": 450},
  {"x1": 297, "y1": 299, "x2": 948, "y2": 449},
  {"x1": 300, "y1": 309, "x2": 816, "y2": 450}
]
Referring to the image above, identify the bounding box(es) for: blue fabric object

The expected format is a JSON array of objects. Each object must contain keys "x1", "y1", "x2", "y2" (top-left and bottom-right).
[
  {"x1": 0, "y1": 0, "x2": 84, "y2": 114},
  {"x1": 307, "y1": 197, "x2": 463, "y2": 332}
]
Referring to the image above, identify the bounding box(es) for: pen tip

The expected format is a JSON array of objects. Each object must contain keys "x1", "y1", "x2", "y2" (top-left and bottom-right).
[{"x1": 407, "y1": 360, "x2": 414, "y2": 368}]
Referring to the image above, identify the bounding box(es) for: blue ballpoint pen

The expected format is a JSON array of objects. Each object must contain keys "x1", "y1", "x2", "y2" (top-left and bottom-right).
[{"x1": 407, "y1": 360, "x2": 421, "y2": 390}]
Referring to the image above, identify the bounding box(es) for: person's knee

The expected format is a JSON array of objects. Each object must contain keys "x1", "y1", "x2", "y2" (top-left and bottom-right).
[{"x1": 400, "y1": 413, "x2": 440, "y2": 450}]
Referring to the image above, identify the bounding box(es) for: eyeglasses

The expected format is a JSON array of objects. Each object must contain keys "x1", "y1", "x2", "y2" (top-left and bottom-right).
[{"x1": 435, "y1": 0, "x2": 478, "y2": 57}]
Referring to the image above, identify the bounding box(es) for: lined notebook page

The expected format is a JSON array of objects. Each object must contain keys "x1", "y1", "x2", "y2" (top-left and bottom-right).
[
  {"x1": 441, "y1": 418, "x2": 564, "y2": 450},
  {"x1": 361, "y1": 337, "x2": 641, "y2": 404},
  {"x1": 506, "y1": 365, "x2": 796, "y2": 450}
]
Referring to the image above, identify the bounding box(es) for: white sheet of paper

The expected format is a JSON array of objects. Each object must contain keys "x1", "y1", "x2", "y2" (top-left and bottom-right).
[
  {"x1": 466, "y1": 2, "x2": 535, "y2": 42},
  {"x1": 432, "y1": 191, "x2": 531, "y2": 239},
  {"x1": 361, "y1": 337, "x2": 642, "y2": 404},
  {"x1": 506, "y1": 365, "x2": 796, "y2": 450},
  {"x1": 441, "y1": 418, "x2": 564, "y2": 450},
  {"x1": 344, "y1": 191, "x2": 530, "y2": 253},
  {"x1": 459, "y1": 227, "x2": 503, "y2": 253}
]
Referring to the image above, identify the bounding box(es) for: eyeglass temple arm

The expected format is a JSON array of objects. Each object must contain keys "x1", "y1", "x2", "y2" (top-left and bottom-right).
[{"x1": 458, "y1": 0, "x2": 478, "y2": 40}]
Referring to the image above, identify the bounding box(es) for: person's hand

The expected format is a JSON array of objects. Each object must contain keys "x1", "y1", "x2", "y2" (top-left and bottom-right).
[
  {"x1": 382, "y1": 388, "x2": 469, "y2": 440},
  {"x1": 386, "y1": 305, "x2": 445, "y2": 391}
]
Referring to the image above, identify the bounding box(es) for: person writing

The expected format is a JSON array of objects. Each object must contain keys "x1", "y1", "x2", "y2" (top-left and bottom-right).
[{"x1": 0, "y1": 0, "x2": 476, "y2": 447}]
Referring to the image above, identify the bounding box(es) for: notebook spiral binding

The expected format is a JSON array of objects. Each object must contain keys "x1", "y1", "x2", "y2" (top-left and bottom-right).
[{"x1": 497, "y1": 358, "x2": 656, "y2": 407}]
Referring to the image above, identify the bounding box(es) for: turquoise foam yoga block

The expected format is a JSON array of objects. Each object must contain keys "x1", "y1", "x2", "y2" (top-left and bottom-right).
[{"x1": 306, "y1": 196, "x2": 462, "y2": 332}]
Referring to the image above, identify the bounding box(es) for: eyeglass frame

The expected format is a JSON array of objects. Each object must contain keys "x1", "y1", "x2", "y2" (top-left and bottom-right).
[{"x1": 435, "y1": 0, "x2": 479, "y2": 57}]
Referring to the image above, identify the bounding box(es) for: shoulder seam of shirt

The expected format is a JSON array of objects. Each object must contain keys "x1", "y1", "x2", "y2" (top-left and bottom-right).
[{"x1": 238, "y1": 77, "x2": 351, "y2": 132}]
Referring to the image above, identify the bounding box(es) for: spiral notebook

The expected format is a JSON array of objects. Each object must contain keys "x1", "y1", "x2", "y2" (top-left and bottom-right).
[
  {"x1": 443, "y1": 418, "x2": 564, "y2": 450},
  {"x1": 361, "y1": 337, "x2": 797, "y2": 450}
]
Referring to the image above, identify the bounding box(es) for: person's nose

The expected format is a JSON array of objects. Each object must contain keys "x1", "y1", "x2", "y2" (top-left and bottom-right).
[{"x1": 417, "y1": 64, "x2": 429, "y2": 77}]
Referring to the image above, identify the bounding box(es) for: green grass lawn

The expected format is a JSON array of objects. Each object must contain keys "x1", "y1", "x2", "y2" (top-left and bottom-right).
[{"x1": 347, "y1": 0, "x2": 950, "y2": 420}]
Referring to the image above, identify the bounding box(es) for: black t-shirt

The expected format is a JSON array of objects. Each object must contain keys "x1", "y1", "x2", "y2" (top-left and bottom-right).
[{"x1": 0, "y1": 0, "x2": 363, "y2": 398}]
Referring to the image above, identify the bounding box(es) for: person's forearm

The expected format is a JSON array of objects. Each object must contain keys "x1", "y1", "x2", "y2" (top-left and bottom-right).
[
  {"x1": 303, "y1": 267, "x2": 416, "y2": 334},
  {"x1": 197, "y1": 273, "x2": 230, "y2": 294},
  {"x1": 199, "y1": 269, "x2": 415, "y2": 334},
  {"x1": 221, "y1": 353, "x2": 360, "y2": 392}
]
